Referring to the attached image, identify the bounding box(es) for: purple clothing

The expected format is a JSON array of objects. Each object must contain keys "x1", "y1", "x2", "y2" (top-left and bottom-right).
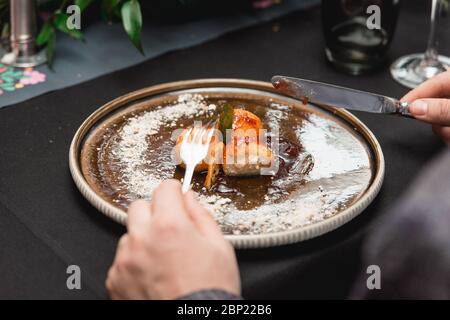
[
  {"x1": 350, "y1": 148, "x2": 450, "y2": 299},
  {"x1": 181, "y1": 148, "x2": 450, "y2": 300}
]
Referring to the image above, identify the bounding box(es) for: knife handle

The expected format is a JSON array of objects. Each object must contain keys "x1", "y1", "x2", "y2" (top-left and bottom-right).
[{"x1": 395, "y1": 101, "x2": 413, "y2": 118}]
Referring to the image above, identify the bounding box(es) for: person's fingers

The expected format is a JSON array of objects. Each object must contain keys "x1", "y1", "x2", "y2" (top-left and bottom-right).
[
  {"x1": 127, "y1": 199, "x2": 152, "y2": 235},
  {"x1": 432, "y1": 124, "x2": 450, "y2": 144},
  {"x1": 117, "y1": 234, "x2": 129, "y2": 251},
  {"x1": 111, "y1": 234, "x2": 127, "y2": 266},
  {"x1": 106, "y1": 256, "x2": 129, "y2": 300},
  {"x1": 151, "y1": 179, "x2": 190, "y2": 224},
  {"x1": 409, "y1": 98, "x2": 450, "y2": 126},
  {"x1": 106, "y1": 266, "x2": 129, "y2": 300},
  {"x1": 401, "y1": 71, "x2": 450, "y2": 102},
  {"x1": 111, "y1": 236, "x2": 132, "y2": 272},
  {"x1": 105, "y1": 269, "x2": 117, "y2": 299},
  {"x1": 183, "y1": 190, "x2": 222, "y2": 237}
]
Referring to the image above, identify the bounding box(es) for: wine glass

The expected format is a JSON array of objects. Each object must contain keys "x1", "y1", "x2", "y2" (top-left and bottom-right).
[{"x1": 391, "y1": 0, "x2": 450, "y2": 89}]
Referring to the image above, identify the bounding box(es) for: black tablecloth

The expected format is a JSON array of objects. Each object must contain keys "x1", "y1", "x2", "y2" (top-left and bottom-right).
[{"x1": 0, "y1": 1, "x2": 447, "y2": 299}]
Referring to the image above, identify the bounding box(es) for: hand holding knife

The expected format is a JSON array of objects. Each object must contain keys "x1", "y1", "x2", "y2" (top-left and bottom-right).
[{"x1": 271, "y1": 75, "x2": 412, "y2": 117}]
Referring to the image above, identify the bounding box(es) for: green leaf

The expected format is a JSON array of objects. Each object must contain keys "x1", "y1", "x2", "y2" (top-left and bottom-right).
[
  {"x1": 219, "y1": 104, "x2": 234, "y2": 143},
  {"x1": 121, "y1": 0, "x2": 144, "y2": 54},
  {"x1": 2, "y1": 69, "x2": 22, "y2": 78},
  {"x1": 101, "y1": 0, "x2": 121, "y2": 21},
  {"x1": 2, "y1": 68, "x2": 22, "y2": 78},
  {"x1": 75, "y1": 0, "x2": 94, "y2": 12},
  {"x1": 0, "y1": 83, "x2": 15, "y2": 91},
  {"x1": 46, "y1": 28, "x2": 56, "y2": 69},
  {"x1": 0, "y1": 0, "x2": 6, "y2": 11},
  {"x1": 12, "y1": 71, "x2": 24, "y2": 77},
  {"x1": 1, "y1": 75, "x2": 14, "y2": 83},
  {"x1": 1, "y1": 22, "x2": 9, "y2": 39},
  {"x1": 36, "y1": 22, "x2": 53, "y2": 46},
  {"x1": 1, "y1": 69, "x2": 14, "y2": 76},
  {"x1": 53, "y1": 12, "x2": 84, "y2": 41}
]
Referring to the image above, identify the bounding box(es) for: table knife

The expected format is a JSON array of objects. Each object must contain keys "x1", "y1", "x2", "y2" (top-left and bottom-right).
[{"x1": 271, "y1": 75, "x2": 412, "y2": 117}]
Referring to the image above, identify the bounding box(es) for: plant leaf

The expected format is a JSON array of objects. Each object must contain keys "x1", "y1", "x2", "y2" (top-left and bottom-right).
[
  {"x1": 0, "y1": 83, "x2": 15, "y2": 91},
  {"x1": 101, "y1": 0, "x2": 121, "y2": 21},
  {"x1": 36, "y1": 22, "x2": 53, "y2": 46},
  {"x1": 0, "y1": 0, "x2": 7, "y2": 11},
  {"x1": 75, "y1": 0, "x2": 93, "y2": 12},
  {"x1": 219, "y1": 104, "x2": 234, "y2": 143},
  {"x1": 1, "y1": 75, "x2": 13, "y2": 83},
  {"x1": 53, "y1": 12, "x2": 84, "y2": 40},
  {"x1": 2, "y1": 69, "x2": 14, "y2": 76},
  {"x1": 12, "y1": 71, "x2": 23, "y2": 77},
  {"x1": 121, "y1": 0, "x2": 144, "y2": 54},
  {"x1": 46, "y1": 28, "x2": 56, "y2": 69},
  {"x1": 1, "y1": 22, "x2": 9, "y2": 39}
]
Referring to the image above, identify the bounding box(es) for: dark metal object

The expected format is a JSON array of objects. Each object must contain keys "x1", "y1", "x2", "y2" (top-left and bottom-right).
[
  {"x1": 272, "y1": 75, "x2": 412, "y2": 117},
  {"x1": 0, "y1": 0, "x2": 46, "y2": 67}
]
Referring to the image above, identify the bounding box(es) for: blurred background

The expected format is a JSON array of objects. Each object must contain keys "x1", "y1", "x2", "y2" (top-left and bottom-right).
[
  {"x1": 0, "y1": 0, "x2": 449, "y2": 300},
  {"x1": 0, "y1": 0, "x2": 448, "y2": 107}
]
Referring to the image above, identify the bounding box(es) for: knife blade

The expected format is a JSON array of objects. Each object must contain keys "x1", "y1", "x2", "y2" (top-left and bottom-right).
[{"x1": 271, "y1": 75, "x2": 411, "y2": 117}]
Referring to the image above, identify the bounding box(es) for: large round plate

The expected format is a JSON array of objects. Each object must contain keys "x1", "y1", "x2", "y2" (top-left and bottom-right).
[{"x1": 69, "y1": 79, "x2": 384, "y2": 249}]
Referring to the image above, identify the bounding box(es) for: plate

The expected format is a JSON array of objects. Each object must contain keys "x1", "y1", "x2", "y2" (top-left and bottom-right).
[{"x1": 69, "y1": 79, "x2": 384, "y2": 249}]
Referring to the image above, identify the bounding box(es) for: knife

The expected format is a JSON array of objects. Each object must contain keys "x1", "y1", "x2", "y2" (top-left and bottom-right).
[{"x1": 271, "y1": 75, "x2": 411, "y2": 117}]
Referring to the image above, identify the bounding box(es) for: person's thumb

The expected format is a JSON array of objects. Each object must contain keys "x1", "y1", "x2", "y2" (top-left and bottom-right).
[
  {"x1": 183, "y1": 190, "x2": 223, "y2": 238},
  {"x1": 409, "y1": 98, "x2": 450, "y2": 126}
]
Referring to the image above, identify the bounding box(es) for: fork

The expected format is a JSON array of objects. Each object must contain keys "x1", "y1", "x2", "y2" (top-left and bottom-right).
[{"x1": 179, "y1": 121, "x2": 216, "y2": 193}]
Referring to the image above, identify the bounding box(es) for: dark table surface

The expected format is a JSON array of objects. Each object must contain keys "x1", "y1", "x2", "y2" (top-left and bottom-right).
[{"x1": 0, "y1": 1, "x2": 447, "y2": 299}]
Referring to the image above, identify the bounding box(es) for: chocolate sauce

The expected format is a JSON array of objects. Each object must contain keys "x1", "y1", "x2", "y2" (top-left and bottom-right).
[{"x1": 81, "y1": 93, "x2": 372, "y2": 235}]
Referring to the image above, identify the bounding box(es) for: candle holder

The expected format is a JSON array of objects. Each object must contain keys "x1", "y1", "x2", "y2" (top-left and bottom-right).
[{"x1": 0, "y1": 0, "x2": 46, "y2": 68}]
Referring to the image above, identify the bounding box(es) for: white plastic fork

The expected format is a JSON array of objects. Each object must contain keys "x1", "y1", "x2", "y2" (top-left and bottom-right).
[{"x1": 179, "y1": 122, "x2": 216, "y2": 193}]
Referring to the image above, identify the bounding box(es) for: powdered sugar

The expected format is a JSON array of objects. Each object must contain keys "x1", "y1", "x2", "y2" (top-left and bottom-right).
[
  {"x1": 102, "y1": 93, "x2": 372, "y2": 235},
  {"x1": 113, "y1": 94, "x2": 213, "y2": 199}
]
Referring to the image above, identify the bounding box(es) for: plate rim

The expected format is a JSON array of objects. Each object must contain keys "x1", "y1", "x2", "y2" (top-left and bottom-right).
[{"x1": 69, "y1": 78, "x2": 384, "y2": 249}]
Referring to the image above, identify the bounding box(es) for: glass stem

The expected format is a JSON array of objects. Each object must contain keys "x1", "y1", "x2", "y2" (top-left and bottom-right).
[{"x1": 424, "y1": 0, "x2": 442, "y2": 63}]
